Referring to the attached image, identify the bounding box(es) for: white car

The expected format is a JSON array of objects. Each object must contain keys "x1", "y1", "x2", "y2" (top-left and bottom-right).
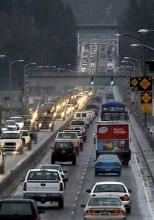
[
  {"x1": 0, "y1": 131, "x2": 24, "y2": 154},
  {"x1": 86, "y1": 182, "x2": 131, "y2": 213},
  {"x1": 10, "y1": 116, "x2": 24, "y2": 130},
  {"x1": 20, "y1": 129, "x2": 32, "y2": 150},
  {"x1": 40, "y1": 164, "x2": 67, "y2": 179},
  {"x1": 5, "y1": 120, "x2": 18, "y2": 131}
]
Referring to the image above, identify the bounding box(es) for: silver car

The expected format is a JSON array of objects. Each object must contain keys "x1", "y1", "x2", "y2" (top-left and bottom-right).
[{"x1": 82, "y1": 195, "x2": 126, "y2": 220}]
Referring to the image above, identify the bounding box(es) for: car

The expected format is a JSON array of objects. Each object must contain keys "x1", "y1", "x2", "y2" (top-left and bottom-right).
[
  {"x1": 40, "y1": 164, "x2": 67, "y2": 182},
  {"x1": 53, "y1": 110, "x2": 66, "y2": 120},
  {"x1": 55, "y1": 131, "x2": 81, "y2": 155},
  {"x1": 81, "y1": 195, "x2": 126, "y2": 220},
  {"x1": 5, "y1": 120, "x2": 18, "y2": 131},
  {"x1": 0, "y1": 150, "x2": 4, "y2": 174},
  {"x1": 0, "y1": 198, "x2": 44, "y2": 220},
  {"x1": 69, "y1": 119, "x2": 87, "y2": 133},
  {"x1": 64, "y1": 129, "x2": 84, "y2": 150},
  {"x1": 86, "y1": 182, "x2": 131, "y2": 213},
  {"x1": 51, "y1": 140, "x2": 76, "y2": 165},
  {"x1": 0, "y1": 131, "x2": 24, "y2": 154},
  {"x1": 95, "y1": 154, "x2": 122, "y2": 176},
  {"x1": 23, "y1": 168, "x2": 67, "y2": 208},
  {"x1": 20, "y1": 129, "x2": 32, "y2": 150},
  {"x1": 10, "y1": 116, "x2": 24, "y2": 129},
  {"x1": 38, "y1": 115, "x2": 54, "y2": 131}
]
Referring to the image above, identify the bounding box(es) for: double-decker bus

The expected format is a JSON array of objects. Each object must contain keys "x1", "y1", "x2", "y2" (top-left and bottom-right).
[{"x1": 100, "y1": 100, "x2": 129, "y2": 121}]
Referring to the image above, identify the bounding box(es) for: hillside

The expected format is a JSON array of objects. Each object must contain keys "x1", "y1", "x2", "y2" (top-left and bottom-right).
[{"x1": 62, "y1": 0, "x2": 128, "y2": 24}]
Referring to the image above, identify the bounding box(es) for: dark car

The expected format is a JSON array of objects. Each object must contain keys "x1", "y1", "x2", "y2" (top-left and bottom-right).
[
  {"x1": 0, "y1": 198, "x2": 44, "y2": 220},
  {"x1": 51, "y1": 141, "x2": 76, "y2": 165}
]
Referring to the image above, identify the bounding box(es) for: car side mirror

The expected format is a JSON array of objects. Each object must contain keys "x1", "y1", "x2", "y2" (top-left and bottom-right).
[
  {"x1": 128, "y1": 189, "x2": 132, "y2": 193},
  {"x1": 86, "y1": 189, "x2": 91, "y2": 193},
  {"x1": 64, "y1": 170, "x2": 67, "y2": 173},
  {"x1": 50, "y1": 145, "x2": 53, "y2": 149},
  {"x1": 80, "y1": 204, "x2": 86, "y2": 208}
]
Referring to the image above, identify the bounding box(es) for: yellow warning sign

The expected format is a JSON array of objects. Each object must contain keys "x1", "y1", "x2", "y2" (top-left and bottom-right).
[
  {"x1": 130, "y1": 77, "x2": 139, "y2": 87},
  {"x1": 140, "y1": 103, "x2": 152, "y2": 112},
  {"x1": 141, "y1": 92, "x2": 152, "y2": 103},
  {"x1": 139, "y1": 78, "x2": 151, "y2": 90}
]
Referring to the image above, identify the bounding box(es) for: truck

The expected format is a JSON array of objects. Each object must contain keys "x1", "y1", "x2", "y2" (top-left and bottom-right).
[{"x1": 95, "y1": 121, "x2": 131, "y2": 165}]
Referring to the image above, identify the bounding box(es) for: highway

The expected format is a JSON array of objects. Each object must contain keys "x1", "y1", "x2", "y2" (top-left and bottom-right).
[
  {"x1": 11, "y1": 112, "x2": 154, "y2": 220},
  {"x1": 0, "y1": 121, "x2": 62, "y2": 181}
]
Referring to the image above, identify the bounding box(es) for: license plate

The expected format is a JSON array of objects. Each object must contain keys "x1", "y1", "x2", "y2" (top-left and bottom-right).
[
  {"x1": 101, "y1": 211, "x2": 109, "y2": 215},
  {"x1": 105, "y1": 169, "x2": 111, "y2": 171},
  {"x1": 41, "y1": 194, "x2": 46, "y2": 197}
]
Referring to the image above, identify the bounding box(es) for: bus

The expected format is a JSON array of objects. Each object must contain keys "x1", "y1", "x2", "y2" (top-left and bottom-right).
[{"x1": 100, "y1": 100, "x2": 129, "y2": 121}]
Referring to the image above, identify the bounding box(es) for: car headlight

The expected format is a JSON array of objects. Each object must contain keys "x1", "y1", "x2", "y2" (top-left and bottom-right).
[
  {"x1": 49, "y1": 123, "x2": 52, "y2": 128},
  {"x1": 39, "y1": 123, "x2": 42, "y2": 128},
  {"x1": 54, "y1": 113, "x2": 57, "y2": 117},
  {"x1": 61, "y1": 112, "x2": 65, "y2": 117}
]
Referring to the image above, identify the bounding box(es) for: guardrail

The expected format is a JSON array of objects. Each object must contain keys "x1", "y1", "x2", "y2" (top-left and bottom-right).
[{"x1": 0, "y1": 116, "x2": 73, "y2": 197}]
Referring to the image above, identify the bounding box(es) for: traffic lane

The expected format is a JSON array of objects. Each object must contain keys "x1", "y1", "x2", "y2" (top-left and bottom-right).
[
  {"x1": 13, "y1": 118, "x2": 154, "y2": 220},
  {"x1": 71, "y1": 136, "x2": 153, "y2": 219},
  {"x1": 0, "y1": 121, "x2": 62, "y2": 181},
  {"x1": 12, "y1": 122, "x2": 96, "y2": 220}
]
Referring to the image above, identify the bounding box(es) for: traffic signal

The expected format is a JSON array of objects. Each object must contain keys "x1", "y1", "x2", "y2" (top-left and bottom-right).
[
  {"x1": 110, "y1": 77, "x2": 114, "y2": 85},
  {"x1": 91, "y1": 77, "x2": 94, "y2": 85}
]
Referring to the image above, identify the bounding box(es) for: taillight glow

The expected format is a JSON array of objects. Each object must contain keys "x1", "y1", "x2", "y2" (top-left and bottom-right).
[
  {"x1": 112, "y1": 209, "x2": 125, "y2": 215},
  {"x1": 120, "y1": 194, "x2": 129, "y2": 201}
]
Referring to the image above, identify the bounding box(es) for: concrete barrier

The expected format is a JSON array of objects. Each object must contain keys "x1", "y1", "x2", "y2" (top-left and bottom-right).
[{"x1": 0, "y1": 116, "x2": 73, "y2": 197}]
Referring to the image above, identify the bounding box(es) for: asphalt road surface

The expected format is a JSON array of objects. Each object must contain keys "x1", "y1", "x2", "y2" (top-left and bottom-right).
[{"x1": 13, "y1": 118, "x2": 154, "y2": 220}]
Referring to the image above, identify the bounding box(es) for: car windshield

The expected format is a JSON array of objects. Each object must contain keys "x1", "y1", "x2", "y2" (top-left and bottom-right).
[
  {"x1": 1, "y1": 133, "x2": 20, "y2": 139},
  {"x1": 88, "y1": 197, "x2": 121, "y2": 207},
  {"x1": 6, "y1": 121, "x2": 15, "y2": 126},
  {"x1": 94, "y1": 184, "x2": 126, "y2": 193},
  {"x1": 97, "y1": 155, "x2": 119, "y2": 161},
  {"x1": 0, "y1": 202, "x2": 34, "y2": 216},
  {"x1": 11, "y1": 118, "x2": 22, "y2": 123},
  {"x1": 41, "y1": 165, "x2": 62, "y2": 172},
  {"x1": 71, "y1": 120, "x2": 84, "y2": 125},
  {"x1": 55, "y1": 142, "x2": 73, "y2": 150},
  {"x1": 28, "y1": 170, "x2": 60, "y2": 181},
  {"x1": 57, "y1": 132, "x2": 77, "y2": 139}
]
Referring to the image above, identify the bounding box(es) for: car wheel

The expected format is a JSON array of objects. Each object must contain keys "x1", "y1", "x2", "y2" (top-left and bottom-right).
[
  {"x1": 126, "y1": 207, "x2": 131, "y2": 214},
  {"x1": 58, "y1": 198, "x2": 64, "y2": 208},
  {"x1": 72, "y1": 158, "x2": 76, "y2": 165}
]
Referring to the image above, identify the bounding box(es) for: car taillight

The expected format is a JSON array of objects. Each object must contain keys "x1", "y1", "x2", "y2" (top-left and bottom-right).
[
  {"x1": 112, "y1": 209, "x2": 125, "y2": 215},
  {"x1": 60, "y1": 182, "x2": 63, "y2": 191},
  {"x1": 85, "y1": 209, "x2": 97, "y2": 215},
  {"x1": 23, "y1": 182, "x2": 27, "y2": 191},
  {"x1": 120, "y1": 194, "x2": 129, "y2": 201}
]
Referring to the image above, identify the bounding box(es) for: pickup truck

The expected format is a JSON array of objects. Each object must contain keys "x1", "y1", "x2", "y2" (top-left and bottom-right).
[
  {"x1": 20, "y1": 129, "x2": 32, "y2": 150},
  {"x1": 23, "y1": 168, "x2": 67, "y2": 208},
  {"x1": 0, "y1": 131, "x2": 24, "y2": 154}
]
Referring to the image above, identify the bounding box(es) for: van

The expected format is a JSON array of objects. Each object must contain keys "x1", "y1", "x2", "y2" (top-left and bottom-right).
[{"x1": 74, "y1": 111, "x2": 90, "y2": 127}]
